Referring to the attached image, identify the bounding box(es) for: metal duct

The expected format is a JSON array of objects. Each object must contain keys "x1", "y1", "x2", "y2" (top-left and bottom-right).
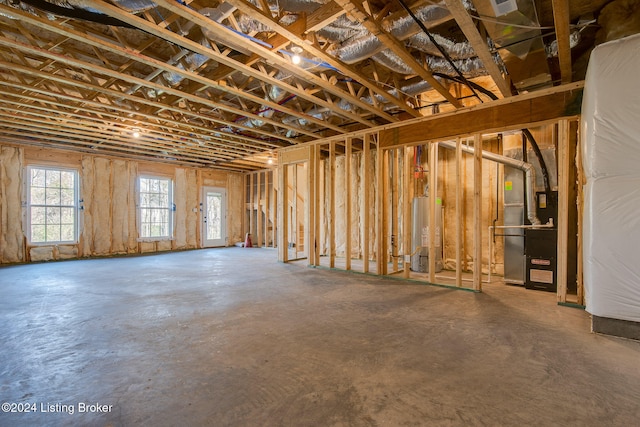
[
  {"x1": 316, "y1": 15, "x2": 367, "y2": 41},
  {"x1": 372, "y1": 50, "x2": 487, "y2": 77},
  {"x1": 254, "y1": 0, "x2": 329, "y2": 13},
  {"x1": 328, "y1": 5, "x2": 453, "y2": 64},
  {"x1": 407, "y1": 32, "x2": 478, "y2": 60},
  {"x1": 438, "y1": 140, "x2": 542, "y2": 225},
  {"x1": 472, "y1": 0, "x2": 551, "y2": 89},
  {"x1": 361, "y1": 79, "x2": 433, "y2": 110},
  {"x1": 161, "y1": 3, "x2": 240, "y2": 86},
  {"x1": 282, "y1": 107, "x2": 330, "y2": 127},
  {"x1": 108, "y1": 0, "x2": 156, "y2": 12},
  {"x1": 546, "y1": 31, "x2": 581, "y2": 58},
  {"x1": 162, "y1": 38, "x2": 217, "y2": 86}
]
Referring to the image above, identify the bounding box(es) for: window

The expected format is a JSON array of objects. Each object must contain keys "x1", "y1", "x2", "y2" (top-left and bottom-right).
[
  {"x1": 27, "y1": 167, "x2": 79, "y2": 244},
  {"x1": 138, "y1": 176, "x2": 173, "y2": 239}
]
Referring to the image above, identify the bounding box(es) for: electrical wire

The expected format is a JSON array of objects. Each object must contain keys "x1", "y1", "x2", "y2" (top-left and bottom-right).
[{"x1": 395, "y1": 0, "x2": 482, "y2": 103}]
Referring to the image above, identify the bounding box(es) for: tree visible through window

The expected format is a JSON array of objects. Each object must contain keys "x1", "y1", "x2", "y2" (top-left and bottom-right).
[
  {"x1": 28, "y1": 167, "x2": 78, "y2": 243},
  {"x1": 139, "y1": 176, "x2": 173, "y2": 239}
]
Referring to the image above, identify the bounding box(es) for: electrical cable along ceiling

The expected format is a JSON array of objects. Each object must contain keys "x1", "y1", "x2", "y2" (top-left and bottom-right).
[{"x1": 0, "y1": 0, "x2": 634, "y2": 170}]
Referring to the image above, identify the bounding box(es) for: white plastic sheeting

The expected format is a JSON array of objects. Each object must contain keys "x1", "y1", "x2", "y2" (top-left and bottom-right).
[{"x1": 581, "y1": 33, "x2": 640, "y2": 322}]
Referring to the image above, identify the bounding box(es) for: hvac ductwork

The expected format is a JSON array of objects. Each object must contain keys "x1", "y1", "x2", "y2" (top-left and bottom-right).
[
  {"x1": 373, "y1": 50, "x2": 487, "y2": 77},
  {"x1": 361, "y1": 80, "x2": 433, "y2": 110},
  {"x1": 438, "y1": 140, "x2": 543, "y2": 226},
  {"x1": 162, "y1": 3, "x2": 238, "y2": 86},
  {"x1": 327, "y1": 5, "x2": 453, "y2": 64}
]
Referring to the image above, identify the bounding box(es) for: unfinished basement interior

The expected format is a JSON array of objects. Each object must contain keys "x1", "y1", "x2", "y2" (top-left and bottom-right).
[{"x1": 1, "y1": 0, "x2": 640, "y2": 425}]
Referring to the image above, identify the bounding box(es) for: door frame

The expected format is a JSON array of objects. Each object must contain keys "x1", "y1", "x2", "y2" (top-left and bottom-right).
[{"x1": 201, "y1": 186, "x2": 227, "y2": 247}]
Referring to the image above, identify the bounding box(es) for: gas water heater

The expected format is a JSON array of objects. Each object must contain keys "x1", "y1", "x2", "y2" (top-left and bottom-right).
[{"x1": 410, "y1": 196, "x2": 443, "y2": 273}]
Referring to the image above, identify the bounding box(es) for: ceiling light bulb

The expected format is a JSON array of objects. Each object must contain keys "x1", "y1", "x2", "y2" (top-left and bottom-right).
[
  {"x1": 267, "y1": 156, "x2": 274, "y2": 165},
  {"x1": 291, "y1": 46, "x2": 303, "y2": 65},
  {"x1": 132, "y1": 130, "x2": 140, "y2": 138}
]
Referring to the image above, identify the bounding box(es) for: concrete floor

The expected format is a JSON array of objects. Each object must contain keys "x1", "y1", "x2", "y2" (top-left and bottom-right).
[{"x1": 1, "y1": 248, "x2": 639, "y2": 427}]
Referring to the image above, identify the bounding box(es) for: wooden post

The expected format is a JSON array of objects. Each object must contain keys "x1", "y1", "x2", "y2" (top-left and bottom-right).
[
  {"x1": 301, "y1": 161, "x2": 309, "y2": 262},
  {"x1": 392, "y1": 149, "x2": 400, "y2": 272},
  {"x1": 314, "y1": 145, "x2": 322, "y2": 266},
  {"x1": 292, "y1": 164, "x2": 298, "y2": 259},
  {"x1": 363, "y1": 135, "x2": 371, "y2": 274},
  {"x1": 277, "y1": 163, "x2": 287, "y2": 262},
  {"x1": 428, "y1": 142, "x2": 437, "y2": 283},
  {"x1": 307, "y1": 146, "x2": 319, "y2": 266},
  {"x1": 256, "y1": 171, "x2": 262, "y2": 248},
  {"x1": 272, "y1": 168, "x2": 278, "y2": 249},
  {"x1": 329, "y1": 141, "x2": 336, "y2": 268},
  {"x1": 403, "y1": 146, "x2": 413, "y2": 279},
  {"x1": 249, "y1": 173, "x2": 254, "y2": 241},
  {"x1": 576, "y1": 122, "x2": 585, "y2": 305},
  {"x1": 455, "y1": 137, "x2": 463, "y2": 287},
  {"x1": 345, "y1": 138, "x2": 352, "y2": 271},
  {"x1": 264, "y1": 170, "x2": 270, "y2": 247},
  {"x1": 473, "y1": 134, "x2": 483, "y2": 291},
  {"x1": 377, "y1": 141, "x2": 389, "y2": 275},
  {"x1": 557, "y1": 119, "x2": 570, "y2": 303}
]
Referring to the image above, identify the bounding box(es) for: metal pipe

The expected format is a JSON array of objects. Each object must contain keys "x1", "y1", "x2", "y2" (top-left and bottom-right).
[{"x1": 438, "y1": 140, "x2": 542, "y2": 226}]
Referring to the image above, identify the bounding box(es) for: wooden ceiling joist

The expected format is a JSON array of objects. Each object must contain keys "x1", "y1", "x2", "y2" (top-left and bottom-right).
[{"x1": 89, "y1": 0, "x2": 390, "y2": 127}]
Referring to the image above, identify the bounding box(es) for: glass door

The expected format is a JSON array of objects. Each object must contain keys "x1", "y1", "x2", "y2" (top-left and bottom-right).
[{"x1": 202, "y1": 187, "x2": 226, "y2": 247}]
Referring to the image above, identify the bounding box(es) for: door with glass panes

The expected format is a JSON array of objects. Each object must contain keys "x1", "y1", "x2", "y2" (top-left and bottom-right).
[{"x1": 202, "y1": 187, "x2": 226, "y2": 247}]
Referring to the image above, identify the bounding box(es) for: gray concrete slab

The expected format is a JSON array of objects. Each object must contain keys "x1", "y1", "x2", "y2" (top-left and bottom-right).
[{"x1": 1, "y1": 247, "x2": 639, "y2": 426}]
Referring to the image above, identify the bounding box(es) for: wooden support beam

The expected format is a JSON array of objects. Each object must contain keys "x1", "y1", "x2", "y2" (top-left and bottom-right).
[
  {"x1": 302, "y1": 161, "x2": 310, "y2": 263},
  {"x1": 334, "y1": 0, "x2": 462, "y2": 108},
  {"x1": 292, "y1": 164, "x2": 298, "y2": 260},
  {"x1": 314, "y1": 144, "x2": 322, "y2": 266},
  {"x1": 552, "y1": 0, "x2": 573, "y2": 84},
  {"x1": 455, "y1": 137, "x2": 463, "y2": 287},
  {"x1": 473, "y1": 134, "x2": 483, "y2": 291},
  {"x1": 304, "y1": 150, "x2": 316, "y2": 265},
  {"x1": 329, "y1": 141, "x2": 336, "y2": 268},
  {"x1": 307, "y1": 1, "x2": 345, "y2": 32},
  {"x1": 273, "y1": 168, "x2": 278, "y2": 249},
  {"x1": 198, "y1": 170, "x2": 204, "y2": 248},
  {"x1": 443, "y1": 0, "x2": 512, "y2": 97},
  {"x1": 306, "y1": 146, "x2": 316, "y2": 266},
  {"x1": 220, "y1": 0, "x2": 405, "y2": 122},
  {"x1": 277, "y1": 163, "x2": 287, "y2": 262},
  {"x1": 557, "y1": 119, "x2": 570, "y2": 302},
  {"x1": 380, "y1": 82, "x2": 584, "y2": 148},
  {"x1": 377, "y1": 144, "x2": 389, "y2": 275},
  {"x1": 392, "y1": 149, "x2": 400, "y2": 272},
  {"x1": 403, "y1": 146, "x2": 413, "y2": 279},
  {"x1": 429, "y1": 142, "x2": 437, "y2": 284},
  {"x1": 256, "y1": 172, "x2": 263, "y2": 248},
  {"x1": 576, "y1": 123, "x2": 585, "y2": 306},
  {"x1": 249, "y1": 173, "x2": 255, "y2": 241},
  {"x1": 264, "y1": 171, "x2": 270, "y2": 247},
  {"x1": 345, "y1": 138, "x2": 352, "y2": 271},
  {"x1": 362, "y1": 136, "x2": 371, "y2": 274}
]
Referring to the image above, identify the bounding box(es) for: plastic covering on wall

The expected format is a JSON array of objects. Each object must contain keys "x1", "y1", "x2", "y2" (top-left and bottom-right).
[{"x1": 581, "y1": 33, "x2": 640, "y2": 322}]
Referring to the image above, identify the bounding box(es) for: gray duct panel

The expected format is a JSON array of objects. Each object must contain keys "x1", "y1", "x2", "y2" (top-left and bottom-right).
[{"x1": 503, "y1": 164, "x2": 526, "y2": 284}]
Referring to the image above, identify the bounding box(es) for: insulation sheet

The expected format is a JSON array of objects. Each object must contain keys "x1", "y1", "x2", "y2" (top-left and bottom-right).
[{"x1": 581, "y1": 33, "x2": 640, "y2": 322}]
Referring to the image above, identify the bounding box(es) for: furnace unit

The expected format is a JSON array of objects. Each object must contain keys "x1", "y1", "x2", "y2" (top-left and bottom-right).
[{"x1": 524, "y1": 191, "x2": 558, "y2": 292}]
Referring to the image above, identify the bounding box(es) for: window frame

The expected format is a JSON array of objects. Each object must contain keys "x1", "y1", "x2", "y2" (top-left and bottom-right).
[
  {"x1": 25, "y1": 165, "x2": 80, "y2": 245},
  {"x1": 137, "y1": 175, "x2": 175, "y2": 241}
]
